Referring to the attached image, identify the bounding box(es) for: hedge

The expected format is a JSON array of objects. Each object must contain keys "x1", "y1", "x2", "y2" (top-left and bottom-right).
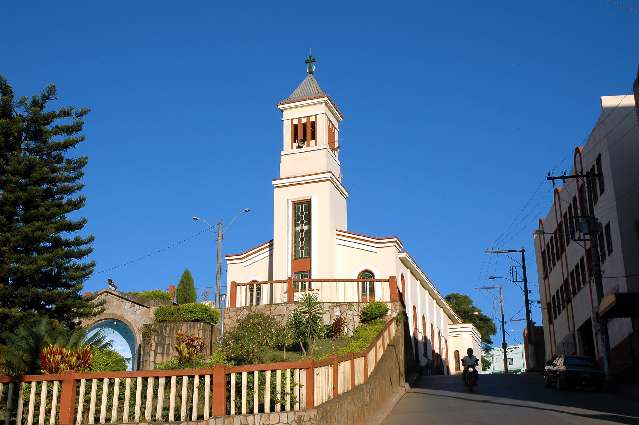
[
  {"x1": 360, "y1": 301, "x2": 389, "y2": 323},
  {"x1": 154, "y1": 303, "x2": 219, "y2": 325},
  {"x1": 125, "y1": 289, "x2": 172, "y2": 304}
]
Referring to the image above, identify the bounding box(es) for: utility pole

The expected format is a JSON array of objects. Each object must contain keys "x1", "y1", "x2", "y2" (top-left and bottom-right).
[
  {"x1": 477, "y1": 284, "x2": 508, "y2": 373},
  {"x1": 215, "y1": 221, "x2": 223, "y2": 308},
  {"x1": 499, "y1": 285, "x2": 508, "y2": 374},
  {"x1": 547, "y1": 171, "x2": 610, "y2": 380},
  {"x1": 193, "y1": 208, "x2": 250, "y2": 309},
  {"x1": 486, "y1": 249, "x2": 534, "y2": 370}
]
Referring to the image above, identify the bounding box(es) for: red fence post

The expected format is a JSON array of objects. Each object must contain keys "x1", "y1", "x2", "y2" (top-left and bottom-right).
[
  {"x1": 306, "y1": 361, "x2": 315, "y2": 409},
  {"x1": 58, "y1": 376, "x2": 77, "y2": 425},
  {"x1": 287, "y1": 277, "x2": 294, "y2": 303},
  {"x1": 389, "y1": 276, "x2": 398, "y2": 302},
  {"x1": 229, "y1": 282, "x2": 237, "y2": 308},
  {"x1": 212, "y1": 365, "x2": 226, "y2": 417}
]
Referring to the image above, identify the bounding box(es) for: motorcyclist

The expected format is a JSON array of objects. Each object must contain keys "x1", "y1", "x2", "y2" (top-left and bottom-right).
[{"x1": 461, "y1": 348, "x2": 479, "y2": 383}]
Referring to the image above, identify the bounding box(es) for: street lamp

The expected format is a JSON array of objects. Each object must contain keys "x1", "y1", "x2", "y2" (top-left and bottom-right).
[
  {"x1": 193, "y1": 208, "x2": 251, "y2": 308},
  {"x1": 477, "y1": 284, "x2": 508, "y2": 374}
]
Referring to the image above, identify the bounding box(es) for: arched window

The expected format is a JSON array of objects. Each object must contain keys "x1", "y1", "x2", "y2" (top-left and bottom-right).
[
  {"x1": 454, "y1": 350, "x2": 461, "y2": 372},
  {"x1": 358, "y1": 270, "x2": 375, "y2": 302},
  {"x1": 421, "y1": 315, "x2": 427, "y2": 359},
  {"x1": 400, "y1": 274, "x2": 406, "y2": 304}
]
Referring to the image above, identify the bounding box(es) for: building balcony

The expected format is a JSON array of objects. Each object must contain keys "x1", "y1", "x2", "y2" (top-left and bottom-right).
[{"x1": 229, "y1": 277, "x2": 399, "y2": 308}]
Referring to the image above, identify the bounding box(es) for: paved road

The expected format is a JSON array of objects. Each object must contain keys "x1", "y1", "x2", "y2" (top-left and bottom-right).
[{"x1": 382, "y1": 373, "x2": 639, "y2": 425}]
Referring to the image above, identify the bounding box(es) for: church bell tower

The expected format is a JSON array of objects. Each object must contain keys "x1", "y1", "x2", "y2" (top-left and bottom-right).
[{"x1": 271, "y1": 56, "x2": 348, "y2": 286}]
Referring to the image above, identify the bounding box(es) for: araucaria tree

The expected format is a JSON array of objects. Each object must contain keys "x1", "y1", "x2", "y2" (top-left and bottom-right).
[
  {"x1": 176, "y1": 269, "x2": 196, "y2": 304},
  {"x1": 0, "y1": 76, "x2": 99, "y2": 337}
]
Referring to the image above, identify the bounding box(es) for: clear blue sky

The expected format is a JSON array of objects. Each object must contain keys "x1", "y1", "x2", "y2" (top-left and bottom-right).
[{"x1": 3, "y1": 1, "x2": 638, "y2": 344}]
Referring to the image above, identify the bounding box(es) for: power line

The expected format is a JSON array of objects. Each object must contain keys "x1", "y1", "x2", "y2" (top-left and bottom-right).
[{"x1": 94, "y1": 227, "x2": 213, "y2": 275}]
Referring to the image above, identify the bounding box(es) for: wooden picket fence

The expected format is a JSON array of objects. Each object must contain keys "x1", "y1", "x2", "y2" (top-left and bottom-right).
[{"x1": 0, "y1": 318, "x2": 396, "y2": 425}]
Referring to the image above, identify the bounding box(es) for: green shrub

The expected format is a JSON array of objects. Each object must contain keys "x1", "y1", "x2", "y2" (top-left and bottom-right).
[
  {"x1": 222, "y1": 313, "x2": 282, "y2": 364},
  {"x1": 287, "y1": 293, "x2": 324, "y2": 355},
  {"x1": 337, "y1": 320, "x2": 386, "y2": 356},
  {"x1": 176, "y1": 269, "x2": 197, "y2": 304},
  {"x1": 125, "y1": 289, "x2": 172, "y2": 304},
  {"x1": 90, "y1": 348, "x2": 127, "y2": 371},
  {"x1": 154, "y1": 303, "x2": 219, "y2": 325},
  {"x1": 360, "y1": 302, "x2": 389, "y2": 323}
]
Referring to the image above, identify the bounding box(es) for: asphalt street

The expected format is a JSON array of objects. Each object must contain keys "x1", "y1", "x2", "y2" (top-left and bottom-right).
[{"x1": 382, "y1": 373, "x2": 639, "y2": 425}]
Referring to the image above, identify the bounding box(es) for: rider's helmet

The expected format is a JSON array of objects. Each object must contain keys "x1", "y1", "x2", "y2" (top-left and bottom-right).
[{"x1": 467, "y1": 348, "x2": 473, "y2": 356}]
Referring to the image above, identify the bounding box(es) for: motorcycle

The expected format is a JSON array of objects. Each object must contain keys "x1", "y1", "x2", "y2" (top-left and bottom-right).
[{"x1": 463, "y1": 366, "x2": 478, "y2": 391}]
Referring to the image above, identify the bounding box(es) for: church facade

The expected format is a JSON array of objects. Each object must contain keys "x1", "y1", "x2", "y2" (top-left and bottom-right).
[{"x1": 225, "y1": 58, "x2": 480, "y2": 373}]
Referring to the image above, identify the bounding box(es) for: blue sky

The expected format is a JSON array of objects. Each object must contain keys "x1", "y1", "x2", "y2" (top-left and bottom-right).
[{"x1": 3, "y1": 0, "x2": 638, "y2": 344}]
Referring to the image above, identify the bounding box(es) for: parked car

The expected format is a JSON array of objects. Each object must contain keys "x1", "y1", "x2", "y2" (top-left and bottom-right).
[{"x1": 544, "y1": 355, "x2": 605, "y2": 390}]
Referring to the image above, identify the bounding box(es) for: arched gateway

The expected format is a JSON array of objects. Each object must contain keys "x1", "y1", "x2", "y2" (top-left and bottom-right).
[{"x1": 82, "y1": 290, "x2": 154, "y2": 370}]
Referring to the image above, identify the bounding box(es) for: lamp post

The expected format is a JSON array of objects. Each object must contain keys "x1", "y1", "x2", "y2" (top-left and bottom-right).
[
  {"x1": 477, "y1": 284, "x2": 508, "y2": 374},
  {"x1": 193, "y1": 208, "x2": 250, "y2": 308},
  {"x1": 485, "y1": 248, "x2": 533, "y2": 371}
]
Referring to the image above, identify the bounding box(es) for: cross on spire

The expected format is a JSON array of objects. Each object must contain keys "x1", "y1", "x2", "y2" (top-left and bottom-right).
[{"x1": 305, "y1": 54, "x2": 316, "y2": 74}]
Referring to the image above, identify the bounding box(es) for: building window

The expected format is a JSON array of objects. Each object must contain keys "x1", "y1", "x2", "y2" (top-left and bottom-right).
[
  {"x1": 579, "y1": 185, "x2": 588, "y2": 216},
  {"x1": 598, "y1": 232, "x2": 606, "y2": 262},
  {"x1": 574, "y1": 265, "x2": 581, "y2": 290},
  {"x1": 541, "y1": 249, "x2": 548, "y2": 277},
  {"x1": 551, "y1": 295, "x2": 557, "y2": 319},
  {"x1": 508, "y1": 358, "x2": 514, "y2": 366},
  {"x1": 293, "y1": 201, "x2": 311, "y2": 259},
  {"x1": 358, "y1": 270, "x2": 375, "y2": 302},
  {"x1": 568, "y1": 204, "x2": 575, "y2": 240},
  {"x1": 605, "y1": 222, "x2": 613, "y2": 255},
  {"x1": 590, "y1": 165, "x2": 599, "y2": 205},
  {"x1": 581, "y1": 256, "x2": 589, "y2": 284},
  {"x1": 596, "y1": 154, "x2": 605, "y2": 195},
  {"x1": 557, "y1": 289, "x2": 562, "y2": 313},
  {"x1": 248, "y1": 281, "x2": 262, "y2": 305},
  {"x1": 547, "y1": 302, "x2": 553, "y2": 324},
  {"x1": 570, "y1": 270, "x2": 576, "y2": 296},
  {"x1": 563, "y1": 213, "x2": 571, "y2": 246},
  {"x1": 294, "y1": 271, "x2": 311, "y2": 292}
]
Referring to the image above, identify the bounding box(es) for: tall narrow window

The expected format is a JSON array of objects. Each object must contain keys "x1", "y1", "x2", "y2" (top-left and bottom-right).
[
  {"x1": 596, "y1": 154, "x2": 605, "y2": 195},
  {"x1": 547, "y1": 302, "x2": 553, "y2": 324},
  {"x1": 563, "y1": 213, "x2": 570, "y2": 246},
  {"x1": 590, "y1": 165, "x2": 599, "y2": 205},
  {"x1": 605, "y1": 222, "x2": 613, "y2": 255},
  {"x1": 541, "y1": 249, "x2": 548, "y2": 277},
  {"x1": 598, "y1": 232, "x2": 606, "y2": 262},
  {"x1": 358, "y1": 270, "x2": 375, "y2": 302},
  {"x1": 293, "y1": 201, "x2": 311, "y2": 259},
  {"x1": 292, "y1": 200, "x2": 311, "y2": 289},
  {"x1": 551, "y1": 295, "x2": 557, "y2": 319},
  {"x1": 570, "y1": 270, "x2": 576, "y2": 296},
  {"x1": 568, "y1": 205, "x2": 575, "y2": 240},
  {"x1": 575, "y1": 265, "x2": 582, "y2": 290}
]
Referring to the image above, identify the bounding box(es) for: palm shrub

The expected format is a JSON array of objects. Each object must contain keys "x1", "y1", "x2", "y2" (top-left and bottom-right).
[
  {"x1": 0, "y1": 318, "x2": 111, "y2": 375},
  {"x1": 360, "y1": 301, "x2": 389, "y2": 323},
  {"x1": 287, "y1": 293, "x2": 324, "y2": 355}
]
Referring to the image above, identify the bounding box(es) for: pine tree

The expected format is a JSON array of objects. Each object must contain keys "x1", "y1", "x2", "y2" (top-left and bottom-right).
[
  {"x1": 176, "y1": 269, "x2": 196, "y2": 304},
  {"x1": 0, "y1": 76, "x2": 99, "y2": 337}
]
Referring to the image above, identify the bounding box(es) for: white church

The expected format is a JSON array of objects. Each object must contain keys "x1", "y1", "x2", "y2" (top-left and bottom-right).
[{"x1": 225, "y1": 56, "x2": 480, "y2": 374}]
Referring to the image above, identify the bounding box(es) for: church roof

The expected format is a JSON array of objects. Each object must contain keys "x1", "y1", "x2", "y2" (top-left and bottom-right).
[
  {"x1": 277, "y1": 59, "x2": 343, "y2": 118},
  {"x1": 280, "y1": 74, "x2": 327, "y2": 104}
]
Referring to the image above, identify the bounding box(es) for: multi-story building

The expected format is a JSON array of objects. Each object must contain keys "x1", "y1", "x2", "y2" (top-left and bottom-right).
[
  {"x1": 483, "y1": 344, "x2": 527, "y2": 374},
  {"x1": 533, "y1": 85, "x2": 639, "y2": 377},
  {"x1": 224, "y1": 58, "x2": 480, "y2": 373}
]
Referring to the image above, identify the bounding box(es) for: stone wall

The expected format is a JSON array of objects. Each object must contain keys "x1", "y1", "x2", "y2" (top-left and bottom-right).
[
  {"x1": 140, "y1": 322, "x2": 221, "y2": 370},
  {"x1": 224, "y1": 301, "x2": 403, "y2": 335}
]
